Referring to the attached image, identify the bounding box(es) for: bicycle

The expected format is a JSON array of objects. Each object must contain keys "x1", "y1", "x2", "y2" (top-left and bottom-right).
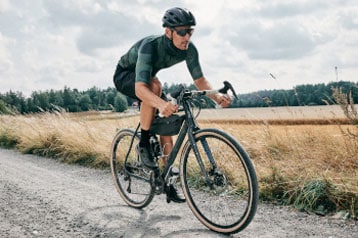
[{"x1": 110, "y1": 81, "x2": 258, "y2": 235}]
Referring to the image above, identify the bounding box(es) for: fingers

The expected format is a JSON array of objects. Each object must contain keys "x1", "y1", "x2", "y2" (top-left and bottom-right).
[
  {"x1": 159, "y1": 102, "x2": 178, "y2": 117},
  {"x1": 218, "y1": 95, "x2": 232, "y2": 108}
]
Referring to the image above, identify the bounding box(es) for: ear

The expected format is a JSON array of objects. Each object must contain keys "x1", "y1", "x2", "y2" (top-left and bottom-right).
[{"x1": 165, "y1": 28, "x2": 173, "y2": 40}]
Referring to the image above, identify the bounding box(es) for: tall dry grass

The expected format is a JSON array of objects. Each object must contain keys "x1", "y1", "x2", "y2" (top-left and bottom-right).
[
  {"x1": 0, "y1": 112, "x2": 138, "y2": 166},
  {"x1": 0, "y1": 110, "x2": 357, "y2": 218},
  {"x1": 198, "y1": 121, "x2": 357, "y2": 216}
]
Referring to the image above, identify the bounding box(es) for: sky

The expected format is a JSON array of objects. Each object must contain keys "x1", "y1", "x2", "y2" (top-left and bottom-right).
[{"x1": 0, "y1": 0, "x2": 358, "y2": 97}]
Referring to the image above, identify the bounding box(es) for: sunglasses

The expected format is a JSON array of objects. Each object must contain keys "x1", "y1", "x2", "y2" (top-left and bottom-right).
[{"x1": 172, "y1": 28, "x2": 194, "y2": 37}]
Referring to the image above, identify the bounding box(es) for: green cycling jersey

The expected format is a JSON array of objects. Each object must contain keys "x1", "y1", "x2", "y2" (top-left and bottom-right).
[{"x1": 117, "y1": 35, "x2": 203, "y2": 84}]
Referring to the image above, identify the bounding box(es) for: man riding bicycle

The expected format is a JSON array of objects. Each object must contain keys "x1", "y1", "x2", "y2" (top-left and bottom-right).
[{"x1": 113, "y1": 7, "x2": 231, "y2": 203}]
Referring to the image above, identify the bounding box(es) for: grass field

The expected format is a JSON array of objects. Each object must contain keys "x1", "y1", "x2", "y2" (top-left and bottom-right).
[
  {"x1": 0, "y1": 105, "x2": 357, "y2": 219},
  {"x1": 197, "y1": 105, "x2": 350, "y2": 125}
]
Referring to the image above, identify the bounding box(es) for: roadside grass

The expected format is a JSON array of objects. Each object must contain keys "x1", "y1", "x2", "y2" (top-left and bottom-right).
[
  {"x1": 0, "y1": 109, "x2": 357, "y2": 219},
  {"x1": 0, "y1": 112, "x2": 137, "y2": 167},
  {"x1": 198, "y1": 121, "x2": 357, "y2": 219}
]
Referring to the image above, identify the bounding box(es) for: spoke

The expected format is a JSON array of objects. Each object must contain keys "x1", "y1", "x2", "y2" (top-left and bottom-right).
[
  {"x1": 182, "y1": 130, "x2": 258, "y2": 233},
  {"x1": 110, "y1": 129, "x2": 154, "y2": 208}
]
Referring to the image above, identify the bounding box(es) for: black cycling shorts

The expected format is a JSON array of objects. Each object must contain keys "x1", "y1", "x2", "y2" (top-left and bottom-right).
[
  {"x1": 113, "y1": 65, "x2": 138, "y2": 100},
  {"x1": 113, "y1": 64, "x2": 167, "y2": 102}
]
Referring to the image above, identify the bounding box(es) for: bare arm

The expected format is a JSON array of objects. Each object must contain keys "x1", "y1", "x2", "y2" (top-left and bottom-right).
[
  {"x1": 135, "y1": 82, "x2": 178, "y2": 117},
  {"x1": 194, "y1": 77, "x2": 232, "y2": 108}
]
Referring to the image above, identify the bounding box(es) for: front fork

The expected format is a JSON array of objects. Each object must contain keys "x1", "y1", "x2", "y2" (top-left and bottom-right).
[{"x1": 188, "y1": 130, "x2": 217, "y2": 188}]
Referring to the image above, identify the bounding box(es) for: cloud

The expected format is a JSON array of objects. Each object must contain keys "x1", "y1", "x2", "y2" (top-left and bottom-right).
[
  {"x1": 0, "y1": 59, "x2": 12, "y2": 73},
  {"x1": 0, "y1": 0, "x2": 10, "y2": 13},
  {"x1": 43, "y1": 1, "x2": 159, "y2": 55},
  {"x1": 340, "y1": 11, "x2": 358, "y2": 30},
  {"x1": 226, "y1": 21, "x2": 316, "y2": 60},
  {"x1": 0, "y1": 0, "x2": 357, "y2": 96},
  {"x1": 258, "y1": 1, "x2": 329, "y2": 18}
]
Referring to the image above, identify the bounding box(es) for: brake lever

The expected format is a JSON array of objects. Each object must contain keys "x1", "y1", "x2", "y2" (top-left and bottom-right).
[{"x1": 219, "y1": 81, "x2": 238, "y2": 99}]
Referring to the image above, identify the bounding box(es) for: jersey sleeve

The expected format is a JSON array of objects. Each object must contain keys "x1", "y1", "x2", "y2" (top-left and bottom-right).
[
  {"x1": 186, "y1": 43, "x2": 204, "y2": 80},
  {"x1": 135, "y1": 40, "x2": 154, "y2": 84}
]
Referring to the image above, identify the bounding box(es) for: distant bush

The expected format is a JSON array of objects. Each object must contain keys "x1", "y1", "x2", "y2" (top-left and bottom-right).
[
  {"x1": 0, "y1": 99, "x2": 13, "y2": 115},
  {"x1": 114, "y1": 93, "x2": 128, "y2": 112}
]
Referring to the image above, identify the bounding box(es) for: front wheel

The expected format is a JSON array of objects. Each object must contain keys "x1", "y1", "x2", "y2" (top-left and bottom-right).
[
  {"x1": 110, "y1": 129, "x2": 154, "y2": 208},
  {"x1": 180, "y1": 128, "x2": 258, "y2": 235}
]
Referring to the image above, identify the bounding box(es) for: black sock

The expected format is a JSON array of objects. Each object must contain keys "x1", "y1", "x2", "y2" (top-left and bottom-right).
[{"x1": 139, "y1": 129, "x2": 150, "y2": 147}]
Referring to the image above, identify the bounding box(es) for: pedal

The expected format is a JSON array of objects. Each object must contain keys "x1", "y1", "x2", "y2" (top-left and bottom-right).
[{"x1": 153, "y1": 173, "x2": 164, "y2": 195}]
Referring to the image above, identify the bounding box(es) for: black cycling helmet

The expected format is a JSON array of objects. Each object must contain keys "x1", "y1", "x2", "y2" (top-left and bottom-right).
[{"x1": 162, "y1": 7, "x2": 196, "y2": 28}]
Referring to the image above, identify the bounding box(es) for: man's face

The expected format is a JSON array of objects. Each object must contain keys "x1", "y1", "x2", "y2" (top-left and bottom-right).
[{"x1": 171, "y1": 26, "x2": 194, "y2": 50}]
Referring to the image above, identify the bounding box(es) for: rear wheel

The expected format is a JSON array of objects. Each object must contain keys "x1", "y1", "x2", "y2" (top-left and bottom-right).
[
  {"x1": 110, "y1": 129, "x2": 154, "y2": 208},
  {"x1": 180, "y1": 128, "x2": 258, "y2": 234}
]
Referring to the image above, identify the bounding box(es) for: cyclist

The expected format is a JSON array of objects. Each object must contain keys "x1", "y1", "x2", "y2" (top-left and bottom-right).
[{"x1": 113, "y1": 7, "x2": 231, "y2": 203}]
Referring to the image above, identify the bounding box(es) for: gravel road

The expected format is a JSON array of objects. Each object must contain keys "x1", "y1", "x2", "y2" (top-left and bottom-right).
[{"x1": 1, "y1": 149, "x2": 356, "y2": 238}]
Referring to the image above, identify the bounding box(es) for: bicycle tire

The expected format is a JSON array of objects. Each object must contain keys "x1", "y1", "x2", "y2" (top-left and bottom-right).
[
  {"x1": 110, "y1": 129, "x2": 154, "y2": 208},
  {"x1": 180, "y1": 128, "x2": 258, "y2": 234}
]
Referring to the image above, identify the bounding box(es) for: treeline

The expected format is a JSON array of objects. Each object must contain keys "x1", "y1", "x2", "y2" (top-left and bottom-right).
[
  {"x1": 234, "y1": 81, "x2": 357, "y2": 107},
  {"x1": 0, "y1": 86, "x2": 128, "y2": 114},
  {"x1": 0, "y1": 81, "x2": 357, "y2": 114}
]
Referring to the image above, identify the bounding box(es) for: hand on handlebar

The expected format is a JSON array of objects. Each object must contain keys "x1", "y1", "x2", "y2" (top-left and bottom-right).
[
  {"x1": 216, "y1": 94, "x2": 232, "y2": 108},
  {"x1": 158, "y1": 81, "x2": 236, "y2": 115},
  {"x1": 158, "y1": 101, "x2": 178, "y2": 117}
]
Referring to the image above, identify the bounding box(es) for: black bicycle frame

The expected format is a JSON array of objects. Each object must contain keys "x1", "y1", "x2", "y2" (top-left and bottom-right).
[
  {"x1": 122, "y1": 95, "x2": 218, "y2": 188},
  {"x1": 160, "y1": 98, "x2": 215, "y2": 186}
]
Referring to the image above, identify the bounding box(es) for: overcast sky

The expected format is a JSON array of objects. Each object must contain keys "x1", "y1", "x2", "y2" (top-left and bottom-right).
[{"x1": 0, "y1": 0, "x2": 357, "y2": 96}]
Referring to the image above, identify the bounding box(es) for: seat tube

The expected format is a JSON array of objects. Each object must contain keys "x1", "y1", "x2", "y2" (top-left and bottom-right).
[{"x1": 162, "y1": 123, "x2": 188, "y2": 178}]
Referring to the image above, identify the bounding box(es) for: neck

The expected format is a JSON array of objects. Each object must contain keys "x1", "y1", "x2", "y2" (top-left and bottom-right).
[{"x1": 163, "y1": 35, "x2": 187, "y2": 56}]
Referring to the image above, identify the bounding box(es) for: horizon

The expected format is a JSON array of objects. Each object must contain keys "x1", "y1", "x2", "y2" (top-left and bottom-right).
[
  {"x1": 1, "y1": 1, "x2": 358, "y2": 96},
  {"x1": 1, "y1": 80, "x2": 356, "y2": 99}
]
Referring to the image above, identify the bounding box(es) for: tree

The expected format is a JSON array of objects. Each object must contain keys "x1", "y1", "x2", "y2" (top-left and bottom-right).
[
  {"x1": 1, "y1": 81, "x2": 356, "y2": 113},
  {"x1": 48, "y1": 89, "x2": 64, "y2": 109},
  {"x1": 0, "y1": 99, "x2": 12, "y2": 114},
  {"x1": 79, "y1": 94, "x2": 92, "y2": 111},
  {"x1": 114, "y1": 93, "x2": 128, "y2": 112},
  {"x1": 31, "y1": 92, "x2": 51, "y2": 111},
  {"x1": 2, "y1": 91, "x2": 26, "y2": 113},
  {"x1": 87, "y1": 86, "x2": 101, "y2": 110},
  {"x1": 63, "y1": 86, "x2": 79, "y2": 112},
  {"x1": 105, "y1": 89, "x2": 117, "y2": 108}
]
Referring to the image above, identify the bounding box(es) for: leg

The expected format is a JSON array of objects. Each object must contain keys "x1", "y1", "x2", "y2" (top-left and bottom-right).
[
  {"x1": 139, "y1": 77, "x2": 162, "y2": 130},
  {"x1": 160, "y1": 135, "x2": 185, "y2": 204},
  {"x1": 136, "y1": 77, "x2": 162, "y2": 169},
  {"x1": 160, "y1": 135, "x2": 173, "y2": 166},
  {"x1": 114, "y1": 68, "x2": 161, "y2": 169}
]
